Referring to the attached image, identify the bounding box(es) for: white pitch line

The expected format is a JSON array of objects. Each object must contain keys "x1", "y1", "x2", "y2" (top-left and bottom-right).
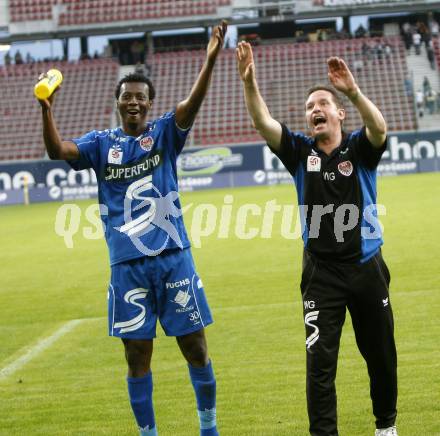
[
  {"x1": 0, "y1": 288, "x2": 435, "y2": 380},
  {"x1": 0, "y1": 319, "x2": 85, "y2": 380}
]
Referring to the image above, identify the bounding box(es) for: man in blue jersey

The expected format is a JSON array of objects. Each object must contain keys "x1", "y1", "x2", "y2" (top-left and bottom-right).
[
  {"x1": 237, "y1": 42, "x2": 398, "y2": 436},
  {"x1": 37, "y1": 21, "x2": 227, "y2": 436}
]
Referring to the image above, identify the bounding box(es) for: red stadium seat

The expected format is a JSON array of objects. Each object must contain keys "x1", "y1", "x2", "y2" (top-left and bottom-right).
[
  {"x1": 9, "y1": 0, "x2": 232, "y2": 23},
  {"x1": 146, "y1": 37, "x2": 416, "y2": 146},
  {"x1": 0, "y1": 59, "x2": 119, "y2": 161},
  {"x1": 0, "y1": 37, "x2": 416, "y2": 159}
]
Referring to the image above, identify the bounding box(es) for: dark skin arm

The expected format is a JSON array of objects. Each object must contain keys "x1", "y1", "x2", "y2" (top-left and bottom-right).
[
  {"x1": 37, "y1": 85, "x2": 79, "y2": 160},
  {"x1": 175, "y1": 20, "x2": 227, "y2": 129}
]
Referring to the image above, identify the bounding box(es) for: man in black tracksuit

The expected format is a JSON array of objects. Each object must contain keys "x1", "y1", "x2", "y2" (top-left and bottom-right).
[{"x1": 236, "y1": 43, "x2": 398, "y2": 436}]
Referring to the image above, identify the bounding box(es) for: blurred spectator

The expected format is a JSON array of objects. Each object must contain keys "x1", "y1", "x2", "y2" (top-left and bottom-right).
[
  {"x1": 429, "y1": 17, "x2": 439, "y2": 37},
  {"x1": 0, "y1": 50, "x2": 109, "y2": 66},
  {"x1": 14, "y1": 50, "x2": 23, "y2": 64},
  {"x1": 384, "y1": 43, "x2": 392, "y2": 60},
  {"x1": 362, "y1": 41, "x2": 372, "y2": 60},
  {"x1": 426, "y1": 89, "x2": 437, "y2": 114},
  {"x1": 412, "y1": 31, "x2": 422, "y2": 55},
  {"x1": 374, "y1": 40, "x2": 384, "y2": 60},
  {"x1": 402, "y1": 22, "x2": 412, "y2": 50},
  {"x1": 417, "y1": 21, "x2": 431, "y2": 48},
  {"x1": 402, "y1": 22, "x2": 411, "y2": 33},
  {"x1": 353, "y1": 56, "x2": 364, "y2": 72},
  {"x1": 416, "y1": 89, "x2": 424, "y2": 117},
  {"x1": 423, "y1": 76, "x2": 432, "y2": 95},
  {"x1": 404, "y1": 74, "x2": 413, "y2": 97},
  {"x1": 426, "y1": 41, "x2": 436, "y2": 70},
  {"x1": 317, "y1": 29, "x2": 328, "y2": 41},
  {"x1": 354, "y1": 24, "x2": 367, "y2": 38},
  {"x1": 295, "y1": 30, "x2": 309, "y2": 43},
  {"x1": 4, "y1": 51, "x2": 11, "y2": 65}
]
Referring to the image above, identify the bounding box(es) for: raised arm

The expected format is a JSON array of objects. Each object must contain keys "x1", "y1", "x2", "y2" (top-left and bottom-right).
[
  {"x1": 236, "y1": 41, "x2": 282, "y2": 151},
  {"x1": 175, "y1": 21, "x2": 227, "y2": 129},
  {"x1": 37, "y1": 87, "x2": 79, "y2": 160},
  {"x1": 327, "y1": 57, "x2": 387, "y2": 147}
]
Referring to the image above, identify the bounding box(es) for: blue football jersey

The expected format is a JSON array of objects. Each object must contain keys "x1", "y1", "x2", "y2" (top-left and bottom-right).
[{"x1": 68, "y1": 111, "x2": 191, "y2": 265}]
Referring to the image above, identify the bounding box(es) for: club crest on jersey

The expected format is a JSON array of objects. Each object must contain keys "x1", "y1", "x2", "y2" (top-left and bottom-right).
[
  {"x1": 338, "y1": 160, "x2": 353, "y2": 177},
  {"x1": 108, "y1": 146, "x2": 123, "y2": 165},
  {"x1": 140, "y1": 136, "x2": 154, "y2": 152},
  {"x1": 307, "y1": 155, "x2": 321, "y2": 172}
]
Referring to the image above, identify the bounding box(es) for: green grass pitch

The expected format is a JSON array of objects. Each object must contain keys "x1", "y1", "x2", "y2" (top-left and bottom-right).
[{"x1": 0, "y1": 172, "x2": 439, "y2": 435}]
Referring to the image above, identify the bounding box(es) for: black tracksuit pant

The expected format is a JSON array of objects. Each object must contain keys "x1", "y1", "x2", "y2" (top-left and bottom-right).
[{"x1": 301, "y1": 249, "x2": 397, "y2": 436}]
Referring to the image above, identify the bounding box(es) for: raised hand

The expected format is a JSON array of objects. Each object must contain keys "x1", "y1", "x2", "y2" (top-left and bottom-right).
[
  {"x1": 236, "y1": 41, "x2": 255, "y2": 84},
  {"x1": 207, "y1": 20, "x2": 227, "y2": 62},
  {"x1": 327, "y1": 57, "x2": 358, "y2": 99}
]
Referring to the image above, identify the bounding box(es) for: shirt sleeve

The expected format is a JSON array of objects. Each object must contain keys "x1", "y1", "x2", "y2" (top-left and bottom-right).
[
  {"x1": 159, "y1": 110, "x2": 191, "y2": 156},
  {"x1": 267, "y1": 122, "x2": 303, "y2": 176},
  {"x1": 350, "y1": 126, "x2": 387, "y2": 170},
  {"x1": 67, "y1": 130, "x2": 101, "y2": 171}
]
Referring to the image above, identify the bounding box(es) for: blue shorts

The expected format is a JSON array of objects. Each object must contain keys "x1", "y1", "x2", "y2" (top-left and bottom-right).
[{"x1": 108, "y1": 248, "x2": 213, "y2": 339}]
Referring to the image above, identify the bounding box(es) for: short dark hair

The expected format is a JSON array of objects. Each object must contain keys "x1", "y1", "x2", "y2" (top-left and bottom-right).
[
  {"x1": 306, "y1": 84, "x2": 344, "y2": 109},
  {"x1": 115, "y1": 73, "x2": 156, "y2": 101}
]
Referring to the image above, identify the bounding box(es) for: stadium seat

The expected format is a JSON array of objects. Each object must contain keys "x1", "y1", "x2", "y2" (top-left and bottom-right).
[
  {"x1": 147, "y1": 36, "x2": 416, "y2": 147},
  {"x1": 0, "y1": 59, "x2": 119, "y2": 161},
  {"x1": 432, "y1": 37, "x2": 440, "y2": 71},
  {"x1": 9, "y1": 0, "x2": 231, "y2": 23},
  {"x1": 0, "y1": 37, "x2": 416, "y2": 160}
]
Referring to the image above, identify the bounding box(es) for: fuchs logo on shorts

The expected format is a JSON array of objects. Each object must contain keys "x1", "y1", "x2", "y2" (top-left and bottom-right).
[
  {"x1": 338, "y1": 160, "x2": 353, "y2": 177},
  {"x1": 173, "y1": 290, "x2": 191, "y2": 308},
  {"x1": 108, "y1": 146, "x2": 123, "y2": 164},
  {"x1": 140, "y1": 136, "x2": 154, "y2": 152},
  {"x1": 172, "y1": 289, "x2": 195, "y2": 313},
  {"x1": 169, "y1": 275, "x2": 199, "y2": 313},
  {"x1": 307, "y1": 155, "x2": 321, "y2": 172},
  {"x1": 166, "y1": 278, "x2": 190, "y2": 289}
]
